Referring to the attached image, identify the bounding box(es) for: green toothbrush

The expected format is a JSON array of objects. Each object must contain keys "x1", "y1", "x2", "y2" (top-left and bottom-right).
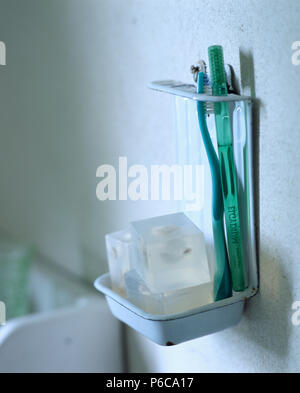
[
  {"x1": 208, "y1": 45, "x2": 246, "y2": 292},
  {"x1": 196, "y1": 69, "x2": 232, "y2": 301}
]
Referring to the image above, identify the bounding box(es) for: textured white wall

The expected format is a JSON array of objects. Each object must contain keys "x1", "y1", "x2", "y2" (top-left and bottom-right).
[{"x1": 0, "y1": 0, "x2": 299, "y2": 372}]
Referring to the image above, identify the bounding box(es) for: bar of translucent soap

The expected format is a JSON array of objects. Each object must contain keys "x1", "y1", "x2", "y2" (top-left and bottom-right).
[
  {"x1": 125, "y1": 270, "x2": 213, "y2": 315},
  {"x1": 105, "y1": 230, "x2": 136, "y2": 296},
  {"x1": 130, "y1": 213, "x2": 211, "y2": 293}
]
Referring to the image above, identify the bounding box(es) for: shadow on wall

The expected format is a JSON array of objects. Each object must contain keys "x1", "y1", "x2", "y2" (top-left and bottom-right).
[
  {"x1": 233, "y1": 49, "x2": 293, "y2": 361},
  {"x1": 237, "y1": 246, "x2": 293, "y2": 359},
  {"x1": 239, "y1": 47, "x2": 261, "y2": 279}
]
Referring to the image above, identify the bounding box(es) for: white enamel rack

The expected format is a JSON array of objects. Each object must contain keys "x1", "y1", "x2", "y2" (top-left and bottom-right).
[
  {"x1": 94, "y1": 80, "x2": 258, "y2": 346},
  {"x1": 148, "y1": 80, "x2": 251, "y2": 102}
]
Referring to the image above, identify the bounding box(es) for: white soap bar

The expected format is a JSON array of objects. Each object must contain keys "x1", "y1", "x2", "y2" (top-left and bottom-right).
[
  {"x1": 125, "y1": 270, "x2": 213, "y2": 315},
  {"x1": 130, "y1": 213, "x2": 211, "y2": 293},
  {"x1": 105, "y1": 230, "x2": 136, "y2": 296}
]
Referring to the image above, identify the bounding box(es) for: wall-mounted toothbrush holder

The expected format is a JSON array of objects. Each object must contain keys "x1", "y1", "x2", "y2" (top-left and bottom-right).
[{"x1": 94, "y1": 80, "x2": 258, "y2": 346}]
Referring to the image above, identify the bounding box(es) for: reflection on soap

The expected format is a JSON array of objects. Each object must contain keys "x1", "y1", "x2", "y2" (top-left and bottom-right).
[{"x1": 125, "y1": 270, "x2": 213, "y2": 315}]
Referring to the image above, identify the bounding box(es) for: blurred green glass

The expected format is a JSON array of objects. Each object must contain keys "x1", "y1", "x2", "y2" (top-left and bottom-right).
[{"x1": 0, "y1": 241, "x2": 32, "y2": 320}]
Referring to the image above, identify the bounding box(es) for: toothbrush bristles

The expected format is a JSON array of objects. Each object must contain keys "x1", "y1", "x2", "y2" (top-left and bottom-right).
[{"x1": 203, "y1": 77, "x2": 214, "y2": 115}]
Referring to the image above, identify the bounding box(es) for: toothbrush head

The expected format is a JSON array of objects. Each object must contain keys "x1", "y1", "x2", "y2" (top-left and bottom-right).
[
  {"x1": 195, "y1": 62, "x2": 214, "y2": 115},
  {"x1": 203, "y1": 82, "x2": 214, "y2": 115},
  {"x1": 208, "y1": 45, "x2": 228, "y2": 96}
]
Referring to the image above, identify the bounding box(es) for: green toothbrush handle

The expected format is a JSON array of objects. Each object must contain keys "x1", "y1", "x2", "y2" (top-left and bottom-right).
[
  {"x1": 208, "y1": 45, "x2": 246, "y2": 291},
  {"x1": 213, "y1": 217, "x2": 232, "y2": 300},
  {"x1": 216, "y1": 108, "x2": 246, "y2": 291},
  {"x1": 208, "y1": 45, "x2": 246, "y2": 292}
]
